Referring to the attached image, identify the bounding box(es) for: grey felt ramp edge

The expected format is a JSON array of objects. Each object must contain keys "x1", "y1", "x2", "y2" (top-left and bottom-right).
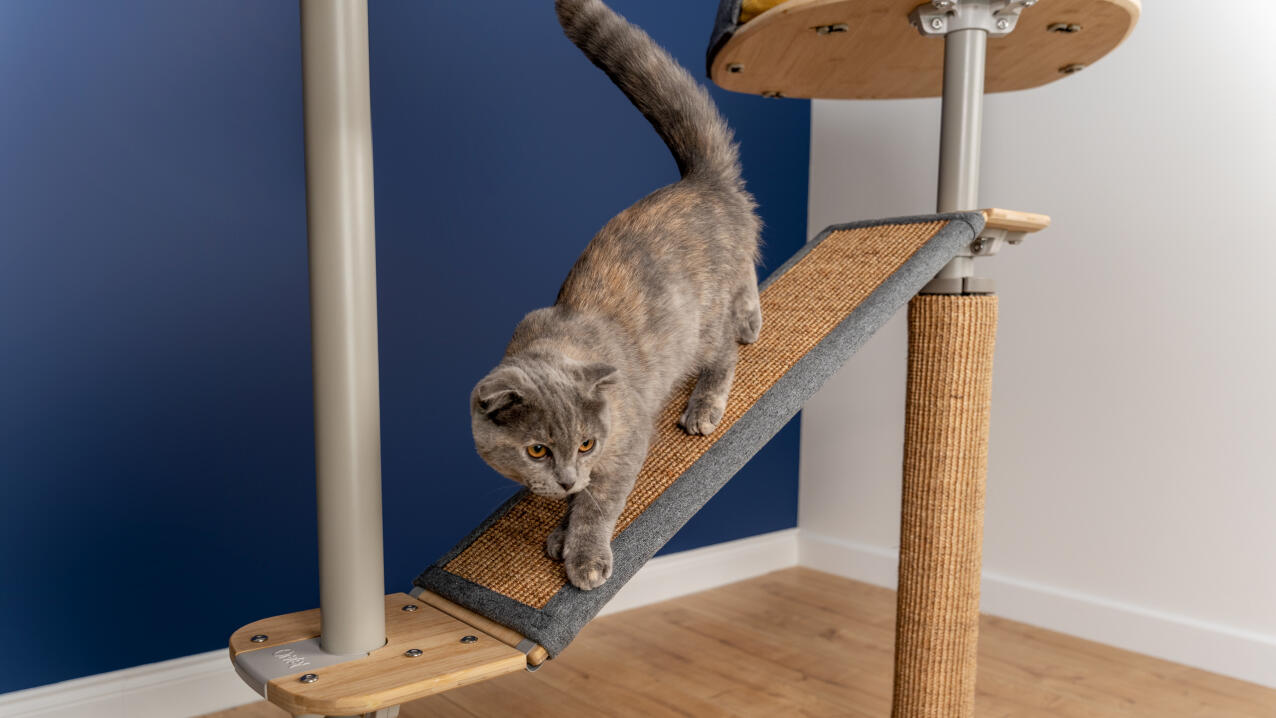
[{"x1": 414, "y1": 212, "x2": 984, "y2": 657}]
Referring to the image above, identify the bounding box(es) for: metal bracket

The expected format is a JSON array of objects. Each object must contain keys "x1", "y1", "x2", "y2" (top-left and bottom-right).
[
  {"x1": 910, "y1": 0, "x2": 1039, "y2": 38},
  {"x1": 920, "y1": 275, "x2": 997, "y2": 295},
  {"x1": 517, "y1": 639, "x2": 545, "y2": 672},
  {"x1": 968, "y1": 226, "x2": 1028, "y2": 257},
  {"x1": 920, "y1": 227, "x2": 1029, "y2": 295},
  {"x1": 233, "y1": 638, "x2": 372, "y2": 698}
]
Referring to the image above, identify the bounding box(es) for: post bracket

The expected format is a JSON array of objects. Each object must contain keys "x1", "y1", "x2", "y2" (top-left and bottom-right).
[
  {"x1": 910, "y1": 0, "x2": 1039, "y2": 38},
  {"x1": 228, "y1": 593, "x2": 527, "y2": 716},
  {"x1": 233, "y1": 638, "x2": 371, "y2": 698},
  {"x1": 969, "y1": 226, "x2": 1029, "y2": 257},
  {"x1": 920, "y1": 208, "x2": 1051, "y2": 295},
  {"x1": 921, "y1": 275, "x2": 998, "y2": 295}
]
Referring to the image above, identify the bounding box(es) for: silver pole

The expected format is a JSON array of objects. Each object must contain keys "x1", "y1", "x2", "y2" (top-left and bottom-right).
[
  {"x1": 300, "y1": 0, "x2": 387, "y2": 656},
  {"x1": 931, "y1": 26, "x2": 987, "y2": 287},
  {"x1": 936, "y1": 28, "x2": 986, "y2": 212}
]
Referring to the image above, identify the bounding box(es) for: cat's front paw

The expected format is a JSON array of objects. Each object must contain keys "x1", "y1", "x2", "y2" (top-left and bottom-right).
[
  {"x1": 564, "y1": 544, "x2": 613, "y2": 591},
  {"x1": 545, "y1": 523, "x2": 567, "y2": 561},
  {"x1": 679, "y1": 396, "x2": 725, "y2": 436}
]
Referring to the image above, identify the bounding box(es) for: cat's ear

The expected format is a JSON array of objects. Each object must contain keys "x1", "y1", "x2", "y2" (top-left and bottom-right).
[
  {"x1": 580, "y1": 363, "x2": 618, "y2": 392},
  {"x1": 473, "y1": 373, "x2": 523, "y2": 420},
  {"x1": 476, "y1": 388, "x2": 521, "y2": 416}
]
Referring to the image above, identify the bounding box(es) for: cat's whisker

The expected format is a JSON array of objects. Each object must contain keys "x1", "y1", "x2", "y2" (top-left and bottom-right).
[{"x1": 582, "y1": 487, "x2": 604, "y2": 515}]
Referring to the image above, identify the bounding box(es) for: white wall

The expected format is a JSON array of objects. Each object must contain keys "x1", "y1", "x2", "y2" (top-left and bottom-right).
[{"x1": 798, "y1": 3, "x2": 1276, "y2": 688}]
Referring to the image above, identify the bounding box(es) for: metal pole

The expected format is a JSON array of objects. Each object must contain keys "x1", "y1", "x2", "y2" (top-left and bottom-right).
[
  {"x1": 300, "y1": 0, "x2": 387, "y2": 656},
  {"x1": 937, "y1": 28, "x2": 986, "y2": 212},
  {"x1": 931, "y1": 25, "x2": 987, "y2": 287}
]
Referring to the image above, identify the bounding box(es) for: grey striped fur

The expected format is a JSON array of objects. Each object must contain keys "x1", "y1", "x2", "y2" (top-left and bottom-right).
[{"x1": 469, "y1": 0, "x2": 761, "y2": 591}]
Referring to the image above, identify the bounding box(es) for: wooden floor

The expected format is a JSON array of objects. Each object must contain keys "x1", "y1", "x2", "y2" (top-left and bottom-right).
[{"x1": 207, "y1": 568, "x2": 1275, "y2": 718}]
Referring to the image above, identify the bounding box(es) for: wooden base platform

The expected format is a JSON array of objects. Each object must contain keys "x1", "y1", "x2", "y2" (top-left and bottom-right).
[{"x1": 229, "y1": 594, "x2": 530, "y2": 716}]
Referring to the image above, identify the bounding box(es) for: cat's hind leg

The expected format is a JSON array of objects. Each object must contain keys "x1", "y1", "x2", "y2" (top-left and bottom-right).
[
  {"x1": 678, "y1": 340, "x2": 738, "y2": 436},
  {"x1": 732, "y1": 277, "x2": 762, "y2": 345}
]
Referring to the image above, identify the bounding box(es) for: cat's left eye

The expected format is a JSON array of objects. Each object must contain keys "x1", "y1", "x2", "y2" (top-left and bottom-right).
[{"x1": 579, "y1": 438, "x2": 595, "y2": 453}]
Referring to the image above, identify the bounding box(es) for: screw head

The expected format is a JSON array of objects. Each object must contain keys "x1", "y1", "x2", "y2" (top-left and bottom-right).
[
  {"x1": 250, "y1": 634, "x2": 268, "y2": 643},
  {"x1": 1060, "y1": 63, "x2": 1086, "y2": 75},
  {"x1": 299, "y1": 673, "x2": 319, "y2": 684},
  {"x1": 971, "y1": 239, "x2": 985, "y2": 253},
  {"x1": 460, "y1": 635, "x2": 478, "y2": 644},
  {"x1": 929, "y1": 17, "x2": 945, "y2": 30},
  {"x1": 727, "y1": 63, "x2": 744, "y2": 74},
  {"x1": 996, "y1": 18, "x2": 1010, "y2": 30},
  {"x1": 401, "y1": 604, "x2": 419, "y2": 612},
  {"x1": 404, "y1": 648, "x2": 423, "y2": 657}
]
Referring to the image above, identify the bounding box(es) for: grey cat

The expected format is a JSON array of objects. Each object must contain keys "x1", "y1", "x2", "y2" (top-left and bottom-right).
[{"x1": 470, "y1": 0, "x2": 761, "y2": 591}]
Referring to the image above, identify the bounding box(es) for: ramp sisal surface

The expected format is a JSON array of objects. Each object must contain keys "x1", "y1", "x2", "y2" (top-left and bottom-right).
[
  {"x1": 446, "y1": 220, "x2": 947, "y2": 608},
  {"x1": 417, "y1": 214, "x2": 982, "y2": 657}
]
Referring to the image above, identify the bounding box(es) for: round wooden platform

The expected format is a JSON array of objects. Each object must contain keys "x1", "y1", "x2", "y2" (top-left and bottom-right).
[{"x1": 709, "y1": 0, "x2": 1140, "y2": 99}]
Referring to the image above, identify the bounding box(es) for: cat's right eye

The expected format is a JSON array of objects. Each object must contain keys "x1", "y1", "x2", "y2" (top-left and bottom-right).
[{"x1": 527, "y1": 444, "x2": 549, "y2": 459}]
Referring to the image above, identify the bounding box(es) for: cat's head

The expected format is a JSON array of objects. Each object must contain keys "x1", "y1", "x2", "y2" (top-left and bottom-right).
[{"x1": 470, "y1": 356, "x2": 617, "y2": 499}]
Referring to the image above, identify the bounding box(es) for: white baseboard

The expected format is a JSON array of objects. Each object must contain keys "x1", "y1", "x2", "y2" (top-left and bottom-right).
[
  {"x1": 0, "y1": 649, "x2": 261, "y2": 718},
  {"x1": 0, "y1": 528, "x2": 801, "y2": 718},
  {"x1": 799, "y1": 530, "x2": 902, "y2": 589},
  {"x1": 798, "y1": 531, "x2": 1276, "y2": 690},
  {"x1": 600, "y1": 528, "x2": 800, "y2": 616}
]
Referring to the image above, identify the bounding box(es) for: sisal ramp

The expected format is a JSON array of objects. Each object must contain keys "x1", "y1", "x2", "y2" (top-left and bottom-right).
[{"x1": 415, "y1": 213, "x2": 984, "y2": 658}]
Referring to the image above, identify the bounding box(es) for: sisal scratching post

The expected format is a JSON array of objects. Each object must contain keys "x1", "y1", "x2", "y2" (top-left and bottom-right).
[{"x1": 892, "y1": 294, "x2": 998, "y2": 718}]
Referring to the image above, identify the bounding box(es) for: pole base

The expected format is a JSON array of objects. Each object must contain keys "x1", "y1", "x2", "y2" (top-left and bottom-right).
[{"x1": 230, "y1": 594, "x2": 528, "y2": 716}]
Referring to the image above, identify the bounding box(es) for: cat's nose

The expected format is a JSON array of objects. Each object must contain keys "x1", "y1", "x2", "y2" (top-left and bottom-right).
[{"x1": 557, "y1": 472, "x2": 577, "y2": 490}]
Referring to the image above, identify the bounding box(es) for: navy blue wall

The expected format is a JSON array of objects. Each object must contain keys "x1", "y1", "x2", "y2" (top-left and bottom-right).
[{"x1": 0, "y1": 1, "x2": 808, "y2": 693}]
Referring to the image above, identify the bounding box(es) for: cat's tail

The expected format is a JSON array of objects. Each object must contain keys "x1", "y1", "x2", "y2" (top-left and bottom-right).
[{"x1": 555, "y1": 0, "x2": 741, "y2": 184}]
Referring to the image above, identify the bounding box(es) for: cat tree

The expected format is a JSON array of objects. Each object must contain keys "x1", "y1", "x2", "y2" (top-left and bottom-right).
[{"x1": 228, "y1": 1, "x2": 1138, "y2": 716}]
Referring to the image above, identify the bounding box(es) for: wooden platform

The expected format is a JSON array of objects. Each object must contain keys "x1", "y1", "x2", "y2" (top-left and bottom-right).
[
  {"x1": 710, "y1": 0, "x2": 1141, "y2": 99},
  {"x1": 211, "y1": 568, "x2": 1276, "y2": 718},
  {"x1": 983, "y1": 207, "x2": 1050, "y2": 234},
  {"x1": 228, "y1": 594, "x2": 527, "y2": 716}
]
